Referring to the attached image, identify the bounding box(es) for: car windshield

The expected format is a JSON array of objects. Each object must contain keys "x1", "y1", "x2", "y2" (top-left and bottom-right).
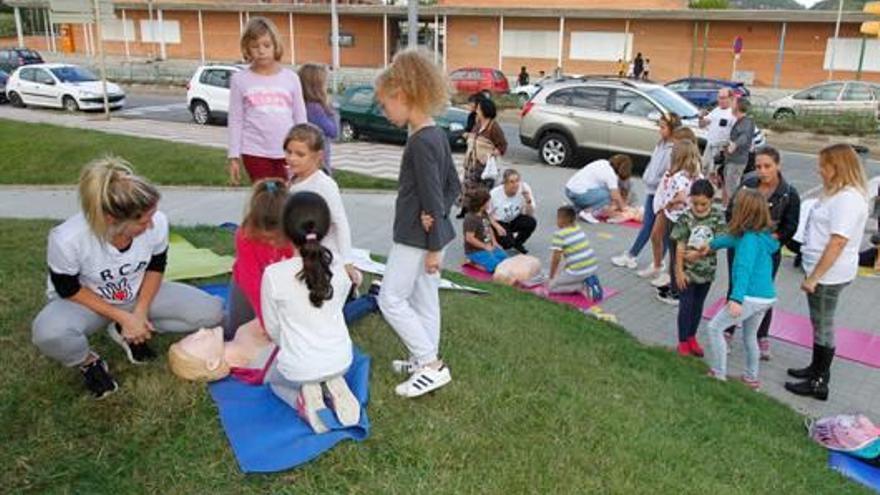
[
  {"x1": 645, "y1": 87, "x2": 700, "y2": 119},
  {"x1": 50, "y1": 66, "x2": 98, "y2": 83}
]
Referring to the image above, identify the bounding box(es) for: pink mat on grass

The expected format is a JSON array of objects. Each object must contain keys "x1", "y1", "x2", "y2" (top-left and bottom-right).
[
  {"x1": 460, "y1": 264, "x2": 619, "y2": 311},
  {"x1": 702, "y1": 297, "x2": 880, "y2": 368}
]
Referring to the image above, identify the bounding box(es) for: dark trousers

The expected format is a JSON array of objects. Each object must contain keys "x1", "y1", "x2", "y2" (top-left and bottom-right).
[
  {"x1": 666, "y1": 217, "x2": 678, "y2": 296},
  {"x1": 725, "y1": 249, "x2": 781, "y2": 338},
  {"x1": 678, "y1": 281, "x2": 711, "y2": 342},
  {"x1": 496, "y1": 215, "x2": 537, "y2": 250},
  {"x1": 860, "y1": 247, "x2": 878, "y2": 267}
]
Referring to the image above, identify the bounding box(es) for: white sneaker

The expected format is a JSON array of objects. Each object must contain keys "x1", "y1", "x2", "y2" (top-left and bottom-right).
[
  {"x1": 611, "y1": 252, "x2": 638, "y2": 269},
  {"x1": 578, "y1": 210, "x2": 600, "y2": 224},
  {"x1": 391, "y1": 358, "x2": 417, "y2": 375},
  {"x1": 296, "y1": 383, "x2": 329, "y2": 434},
  {"x1": 650, "y1": 272, "x2": 671, "y2": 288},
  {"x1": 324, "y1": 376, "x2": 360, "y2": 427},
  {"x1": 395, "y1": 364, "x2": 452, "y2": 398},
  {"x1": 637, "y1": 264, "x2": 664, "y2": 278}
]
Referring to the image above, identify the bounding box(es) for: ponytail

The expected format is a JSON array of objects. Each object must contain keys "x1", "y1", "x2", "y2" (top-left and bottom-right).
[
  {"x1": 282, "y1": 192, "x2": 335, "y2": 308},
  {"x1": 79, "y1": 156, "x2": 160, "y2": 240},
  {"x1": 297, "y1": 233, "x2": 334, "y2": 307}
]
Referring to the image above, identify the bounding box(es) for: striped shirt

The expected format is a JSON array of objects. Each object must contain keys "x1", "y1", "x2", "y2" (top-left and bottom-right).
[{"x1": 551, "y1": 225, "x2": 598, "y2": 276}]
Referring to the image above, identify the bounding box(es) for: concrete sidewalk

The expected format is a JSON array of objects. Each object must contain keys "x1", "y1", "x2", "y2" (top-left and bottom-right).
[{"x1": 2, "y1": 183, "x2": 878, "y2": 421}]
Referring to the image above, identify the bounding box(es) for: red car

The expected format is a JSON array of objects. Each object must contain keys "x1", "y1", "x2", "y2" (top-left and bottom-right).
[{"x1": 449, "y1": 67, "x2": 510, "y2": 96}]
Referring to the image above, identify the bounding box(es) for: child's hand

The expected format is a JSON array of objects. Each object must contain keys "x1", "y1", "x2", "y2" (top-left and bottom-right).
[
  {"x1": 345, "y1": 264, "x2": 363, "y2": 288},
  {"x1": 726, "y1": 301, "x2": 742, "y2": 318},
  {"x1": 675, "y1": 271, "x2": 689, "y2": 291},
  {"x1": 424, "y1": 250, "x2": 441, "y2": 274},
  {"x1": 683, "y1": 249, "x2": 702, "y2": 263},
  {"x1": 228, "y1": 158, "x2": 242, "y2": 186},
  {"x1": 697, "y1": 245, "x2": 712, "y2": 257},
  {"x1": 420, "y1": 211, "x2": 434, "y2": 232},
  {"x1": 494, "y1": 224, "x2": 507, "y2": 238}
]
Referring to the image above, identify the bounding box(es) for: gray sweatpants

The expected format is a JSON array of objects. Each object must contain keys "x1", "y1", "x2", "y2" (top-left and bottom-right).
[
  {"x1": 548, "y1": 270, "x2": 588, "y2": 294},
  {"x1": 32, "y1": 281, "x2": 224, "y2": 367}
]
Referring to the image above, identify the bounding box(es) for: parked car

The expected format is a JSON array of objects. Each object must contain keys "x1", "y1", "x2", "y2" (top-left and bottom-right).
[
  {"x1": 186, "y1": 64, "x2": 242, "y2": 125},
  {"x1": 0, "y1": 70, "x2": 8, "y2": 103},
  {"x1": 665, "y1": 77, "x2": 749, "y2": 108},
  {"x1": 338, "y1": 84, "x2": 468, "y2": 148},
  {"x1": 0, "y1": 47, "x2": 43, "y2": 73},
  {"x1": 519, "y1": 77, "x2": 707, "y2": 169},
  {"x1": 5, "y1": 63, "x2": 125, "y2": 111},
  {"x1": 769, "y1": 81, "x2": 880, "y2": 120},
  {"x1": 512, "y1": 74, "x2": 581, "y2": 102},
  {"x1": 450, "y1": 67, "x2": 510, "y2": 96}
]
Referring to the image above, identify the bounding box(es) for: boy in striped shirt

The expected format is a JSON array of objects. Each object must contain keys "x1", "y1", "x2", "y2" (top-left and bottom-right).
[{"x1": 548, "y1": 206, "x2": 602, "y2": 297}]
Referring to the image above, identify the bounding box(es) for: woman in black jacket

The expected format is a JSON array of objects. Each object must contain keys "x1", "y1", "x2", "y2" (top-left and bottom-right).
[{"x1": 723, "y1": 146, "x2": 801, "y2": 359}]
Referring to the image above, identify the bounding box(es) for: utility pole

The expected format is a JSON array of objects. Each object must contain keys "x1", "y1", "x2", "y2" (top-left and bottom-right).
[{"x1": 408, "y1": 0, "x2": 418, "y2": 48}]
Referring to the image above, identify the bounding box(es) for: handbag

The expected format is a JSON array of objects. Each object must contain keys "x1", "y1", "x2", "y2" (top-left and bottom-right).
[{"x1": 481, "y1": 155, "x2": 499, "y2": 181}]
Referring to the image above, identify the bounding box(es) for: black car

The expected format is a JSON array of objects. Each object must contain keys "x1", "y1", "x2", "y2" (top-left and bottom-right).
[
  {"x1": 0, "y1": 47, "x2": 44, "y2": 74},
  {"x1": 0, "y1": 70, "x2": 7, "y2": 103}
]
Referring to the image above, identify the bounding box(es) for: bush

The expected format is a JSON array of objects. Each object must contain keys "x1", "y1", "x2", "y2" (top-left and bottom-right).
[
  {"x1": 753, "y1": 106, "x2": 879, "y2": 137},
  {"x1": 0, "y1": 13, "x2": 16, "y2": 38}
]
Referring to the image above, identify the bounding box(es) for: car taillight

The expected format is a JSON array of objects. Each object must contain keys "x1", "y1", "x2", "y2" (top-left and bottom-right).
[{"x1": 521, "y1": 101, "x2": 535, "y2": 118}]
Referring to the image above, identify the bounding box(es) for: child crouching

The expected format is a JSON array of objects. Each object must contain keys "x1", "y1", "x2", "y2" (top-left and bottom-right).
[{"x1": 548, "y1": 206, "x2": 602, "y2": 299}]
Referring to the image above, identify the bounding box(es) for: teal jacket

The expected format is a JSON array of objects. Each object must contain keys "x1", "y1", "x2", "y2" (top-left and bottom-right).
[{"x1": 710, "y1": 230, "x2": 780, "y2": 304}]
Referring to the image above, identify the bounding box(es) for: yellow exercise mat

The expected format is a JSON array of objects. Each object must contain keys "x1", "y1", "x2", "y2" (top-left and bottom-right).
[
  {"x1": 859, "y1": 266, "x2": 880, "y2": 278},
  {"x1": 164, "y1": 233, "x2": 234, "y2": 282}
]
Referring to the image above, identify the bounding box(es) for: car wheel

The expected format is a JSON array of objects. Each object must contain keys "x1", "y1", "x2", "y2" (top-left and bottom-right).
[
  {"x1": 191, "y1": 100, "x2": 211, "y2": 125},
  {"x1": 340, "y1": 120, "x2": 358, "y2": 142},
  {"x1": 539, "y1": 132, "x2": 573, "y2": 167},
  {"x1": 62, "y1": 95, "x2": 79, "y2": 113},
  {"x1": 773, "y1": 108, "x2": 795, "y2": 120},
  {"x1": 8, "y1": 91, "x2": 24, "y2": 108}
]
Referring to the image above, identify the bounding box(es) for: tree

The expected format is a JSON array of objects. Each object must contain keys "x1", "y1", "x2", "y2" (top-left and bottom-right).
[{"x1": 690, "y1": 0, "x2": 731, "y2": 8}]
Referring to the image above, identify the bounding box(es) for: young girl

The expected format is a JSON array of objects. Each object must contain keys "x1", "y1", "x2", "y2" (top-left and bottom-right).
[
  {"x1": 670, "y1": 179, "x2": 726, "y2": 357},
  {"x1": 228, "y1": 17, "x2": 307, "y2": 185},
  {"x1": 262, "y1": 192, "x2": 359, "y2": 433},
  {"x1": 375, "y1": 49, "x2": 461, "y2": 399},
  {"x1": 32, "y1": 157, "x2": 223, "y2": 399},
  {"x1": 298, "y1": 63, "x2": 338, "y2": 175},
  {"x1": 464, "y1": 188, "x2": 508, "y2": 273},
  {"x1": 286, "y1": 124, "x2": 361, "y2": 288},
  {"x1": 651, "y1": 139, "x2": 703, "y2": 300},
  {"x1": 225, "y1": 178, "x2": 294, "y2": 340},
  {"x1": 703, "y1": 189, "x2": 779, "y2": 389}
]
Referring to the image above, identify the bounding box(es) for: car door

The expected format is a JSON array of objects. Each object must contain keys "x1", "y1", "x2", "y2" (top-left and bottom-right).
[
  {"x1": 839, "y1": 82, "x2": 875, "y2": 116},
  {"x1": 33, "y1": 68, "x2": 62, "y2": 107},
  {"x1": 201, "y1": 69, "x2": 232, "y2": 114},
  {"x1": 15, "y1": 67, "x2": 40, "y2": 105},
  {"x1": 608, "y1": 88, "x2": 664, "y2": 156},
  {"x1": 449, "y1": 69, "x2": 468, "y2": 95},
  {"x1": 792, "y1": 83, "x2": 843, "y2": 116},
  {"x1": 564, "y1": 86, "x2": 612, "y2": 152}
]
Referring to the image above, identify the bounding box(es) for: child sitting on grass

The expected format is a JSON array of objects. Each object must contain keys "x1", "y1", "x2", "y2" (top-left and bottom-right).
[
  {"x1": 670, "y1": 179, "x2": 726, "y2": 357},
  {"x1": 464, "y1": 188, "x2": 508, "y2": 273},
  {"x1": 548, "y1": 206, "x2": 602, "y2": 299}
]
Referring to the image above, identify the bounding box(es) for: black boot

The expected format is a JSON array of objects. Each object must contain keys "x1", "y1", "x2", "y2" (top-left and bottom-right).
[
  {"x1": 785, "y1": 346, "x2": 834, "y2": 401},
  {"x1": 787, "y1": 344, "x2": 820, "y2": 379}
]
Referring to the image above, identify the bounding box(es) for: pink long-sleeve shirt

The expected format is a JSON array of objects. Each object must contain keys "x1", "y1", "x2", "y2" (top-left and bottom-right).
[
  {"x1": 227, "y1": 66, "x2": 307, "y2": 160},
  {"x1": 231, "y1": 228, "x2": 295, "y2": 324}
]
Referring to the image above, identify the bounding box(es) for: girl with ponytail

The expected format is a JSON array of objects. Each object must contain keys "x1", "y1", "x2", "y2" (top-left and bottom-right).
[{"x1": 260, "y1": 192, "x2": 361, "y2": 433}]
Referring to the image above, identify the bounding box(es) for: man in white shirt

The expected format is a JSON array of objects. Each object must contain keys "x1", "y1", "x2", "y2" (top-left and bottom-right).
[
  {"x1": 699, "y1": 88, "x2": 734, "y2": 177},
  {"x1": 489, "y1": 169, "x2": 537, "y2": 254}
]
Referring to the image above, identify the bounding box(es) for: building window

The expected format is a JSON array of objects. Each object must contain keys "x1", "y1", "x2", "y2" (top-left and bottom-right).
[
  {"x1": 824, "y1": 38, "x2": 880, "y2": 73},
  {"x1": 139, "y1": 19, "x2": 181, "y2": 44},
  {"x1": 569, "y1": 32, "x2": 633, "y2": 62},
  {"x1": 502, "y1": 30, "x2": 559, "y2": 59}
]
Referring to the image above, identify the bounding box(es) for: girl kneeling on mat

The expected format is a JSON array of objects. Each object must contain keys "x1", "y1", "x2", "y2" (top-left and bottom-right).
[
  {"x1": 262, "y1": 192, "x2": 360, "y2": 433},
  {"x1": 32, "y1": 157, "x2": 224, "y2": 399}
]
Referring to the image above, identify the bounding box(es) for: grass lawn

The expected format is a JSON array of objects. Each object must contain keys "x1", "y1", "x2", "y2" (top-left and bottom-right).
[
  {"x1": 0, "y1": 219, "x2": 867, "y2": 494},
  {"x1": 0, "y1": 119, "x2": 397, "y2": 190}
]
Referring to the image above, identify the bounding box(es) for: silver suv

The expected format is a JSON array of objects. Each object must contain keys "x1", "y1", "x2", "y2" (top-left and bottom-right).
[{"x1": 519, "y1": 78, "x2": 706, "y2": 168}]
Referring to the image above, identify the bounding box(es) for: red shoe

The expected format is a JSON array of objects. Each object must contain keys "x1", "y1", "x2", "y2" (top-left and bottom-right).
[
  {"x1": 677, "y1": 342, "x2": 690, "y2": 356},
  {"x1": 687, "y1": 337, "x2": 705, "y2": 357}
]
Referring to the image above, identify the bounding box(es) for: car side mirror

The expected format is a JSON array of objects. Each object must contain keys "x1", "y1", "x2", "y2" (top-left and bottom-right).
[{"x1": 647, "y1": 110, "x2": 662, "y2": 122}]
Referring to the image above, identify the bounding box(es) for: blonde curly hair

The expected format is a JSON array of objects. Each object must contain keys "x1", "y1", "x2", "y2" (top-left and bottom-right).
[{"x1": 375, "y1": 48, "x2": 449, "y2": 116}]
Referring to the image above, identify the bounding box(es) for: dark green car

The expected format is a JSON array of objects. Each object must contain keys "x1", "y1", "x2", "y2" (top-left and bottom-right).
[{"x1": 337, "y1": 84, "x2": 469, "y2": 149}]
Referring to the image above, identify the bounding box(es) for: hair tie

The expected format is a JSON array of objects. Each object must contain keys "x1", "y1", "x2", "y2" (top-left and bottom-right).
[
  {"x1": 266, "y1": 181, "x2": 278, "y2": 193},
  {"x1": 305, "y1": 233, "x2": 317, "y2": 241}
]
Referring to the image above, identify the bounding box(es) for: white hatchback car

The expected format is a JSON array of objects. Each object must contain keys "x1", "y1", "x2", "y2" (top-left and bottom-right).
[
  {"x1": 186, "y1": 64, "x2": 241, "y2": 125},
  {"x1": 5, "y1": 63, "x2": 125, "y2": 111}
]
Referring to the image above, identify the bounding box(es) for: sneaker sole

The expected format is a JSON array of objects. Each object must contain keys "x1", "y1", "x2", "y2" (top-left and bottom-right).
[
  {"x1": 650, "y1": 277, "x2": 671, "y2": 288},
  {"x1": 324, "y1": 377, "x2": 361, "y2": 427},
  {"x1": 105, "y1": 325, "x2": 146, "y2": 365},
  {"x1": 655, "y1": 295, "x2": 679, "y2": 306},
  {"x1": 94, "y1": 380, "x2": 119, "y2": 400},
  {"x1": 395, "y1": 370, "x2": 452, "y2": 398},
  {"x1": 298, "y1": 383, "x2": 329, "y2": 434}
]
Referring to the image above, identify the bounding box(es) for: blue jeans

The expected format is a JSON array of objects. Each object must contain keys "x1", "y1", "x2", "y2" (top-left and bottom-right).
[
  {"x1": 344, "y1": 294, "x2": 379, "y2": 324},
  {"x1": 706, "y1": 299, "x2": 772, "y2": 380},
  {"x1": 677, "y1": 281, "x2": 711, "y2": 342},
  {"x1": 566, "y1": 187, "x2": 611, "y2": 211},
  {"x1": 627, "y1": 193, "x2": 668, "y2": 259},
  {"x1": 467, "y1": 247, "x2": 508, "y2": 273}
]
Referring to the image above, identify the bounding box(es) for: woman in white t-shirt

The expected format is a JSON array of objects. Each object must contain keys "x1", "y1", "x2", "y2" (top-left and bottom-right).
[
  {"x1": 785, "y1": 144, "x2": 869, "y2": 401},
  {"x1": 564, "y1": 155, "x2": 632, "y2": 224},
  {"x1": 31, "y1": 158, "x2": 224, "y2": 399}
]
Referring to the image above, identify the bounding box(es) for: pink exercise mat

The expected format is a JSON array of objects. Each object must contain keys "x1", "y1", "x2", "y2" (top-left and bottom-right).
[
  {"x1": 460, "y1": 264, "x2": 619, "y2": 311},
  {"x1": 702, "y1": 297, "x2": 880, "y2": 368}
]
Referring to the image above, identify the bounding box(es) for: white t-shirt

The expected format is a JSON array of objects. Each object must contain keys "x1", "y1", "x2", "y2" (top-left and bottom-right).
[
  {"x1": 802, "y1": 187, "x2": 869, "y2": 284},
  {"x1": 45, "y1": 211, "x2": 169, "y2": 304},
  {"x1": 261, "y1": 257, "x2": 353, "y2": 383},
  {"x1": 704, "y1": 106, "x2": 734, "y2": 146},
  {"x1": 489, "y1": 181, "x2": 536, "y2": 223},
  {"x1": 289, "y1": 171, "x2": 353, "y2": 263},
  {"x1": 566, "y1": 159, "x2": 619, "y2": 195},
  {"x1": 653, "y1": 171, "x2": 697, "y2": 221}
]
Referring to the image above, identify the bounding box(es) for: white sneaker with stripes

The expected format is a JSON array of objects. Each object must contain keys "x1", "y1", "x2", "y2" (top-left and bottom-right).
[{"x1": 394, "y1": 364, "x2": 452, "y2": 398}]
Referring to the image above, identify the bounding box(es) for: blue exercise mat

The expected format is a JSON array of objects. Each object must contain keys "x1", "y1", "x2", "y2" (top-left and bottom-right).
[
  {"x1": 208, "y1": 347, "x2": 371, "y2": 473},
  {"x1": 829, "y1": 451, "x2": 880, "y2": 493}
]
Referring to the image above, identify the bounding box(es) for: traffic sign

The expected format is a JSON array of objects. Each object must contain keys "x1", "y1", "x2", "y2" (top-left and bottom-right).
[{"x1": 733, "y1": 36, "x2": 744, "y2": 55}]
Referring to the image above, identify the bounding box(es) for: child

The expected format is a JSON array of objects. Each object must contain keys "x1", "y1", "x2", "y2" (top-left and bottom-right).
[
  {"x1": 286, "y1": 124, "x2": 362, "y2": 288},
  {"x1": 375, "y1": 49, "x2": 461, "y2": 399},
  {"x1": 548, "y1": 206, "x2": 602, "y2": 297},
  {"x1": 298, "y1": 63, "x2": 338, "y2": 175},
  {"x1": 670, "y1": 179, "x2": 726, "y2": 357},
  {"x1": 228, "y1": 17, "x2": 307, "y2": 185},
  {"x1": 464, "y1": 188, "x2": 508, "y2": 273},
  {"x1": 262, "y1": 191, "x2": 359, "y2": 433},
  {"x1": 703, "y1": 189, "x2": 779, "y2": 389}
]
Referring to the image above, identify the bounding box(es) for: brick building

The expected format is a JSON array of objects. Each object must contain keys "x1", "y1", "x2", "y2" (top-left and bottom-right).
[{"x1": 4, "y1": 0, "x2": 879, "y2": 87}]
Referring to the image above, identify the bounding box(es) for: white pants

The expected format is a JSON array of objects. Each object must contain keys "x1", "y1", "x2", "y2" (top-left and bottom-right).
[{"x1": 378, "y1": 243, "x2": 443, "y2": 367}]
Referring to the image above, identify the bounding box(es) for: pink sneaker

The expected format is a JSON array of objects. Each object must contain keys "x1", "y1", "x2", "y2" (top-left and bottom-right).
[
  {"x1": 759, "y1": 338, "x2": 772, "y2": 361},
  {"x1": 740, "y1": 375, "x2": 761, "y2": 391}
]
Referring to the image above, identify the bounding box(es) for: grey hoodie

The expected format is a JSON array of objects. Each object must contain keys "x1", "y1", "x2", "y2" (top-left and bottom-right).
[{"x1": 642, "y1": 139, "x2": 674, "y2": 195}]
